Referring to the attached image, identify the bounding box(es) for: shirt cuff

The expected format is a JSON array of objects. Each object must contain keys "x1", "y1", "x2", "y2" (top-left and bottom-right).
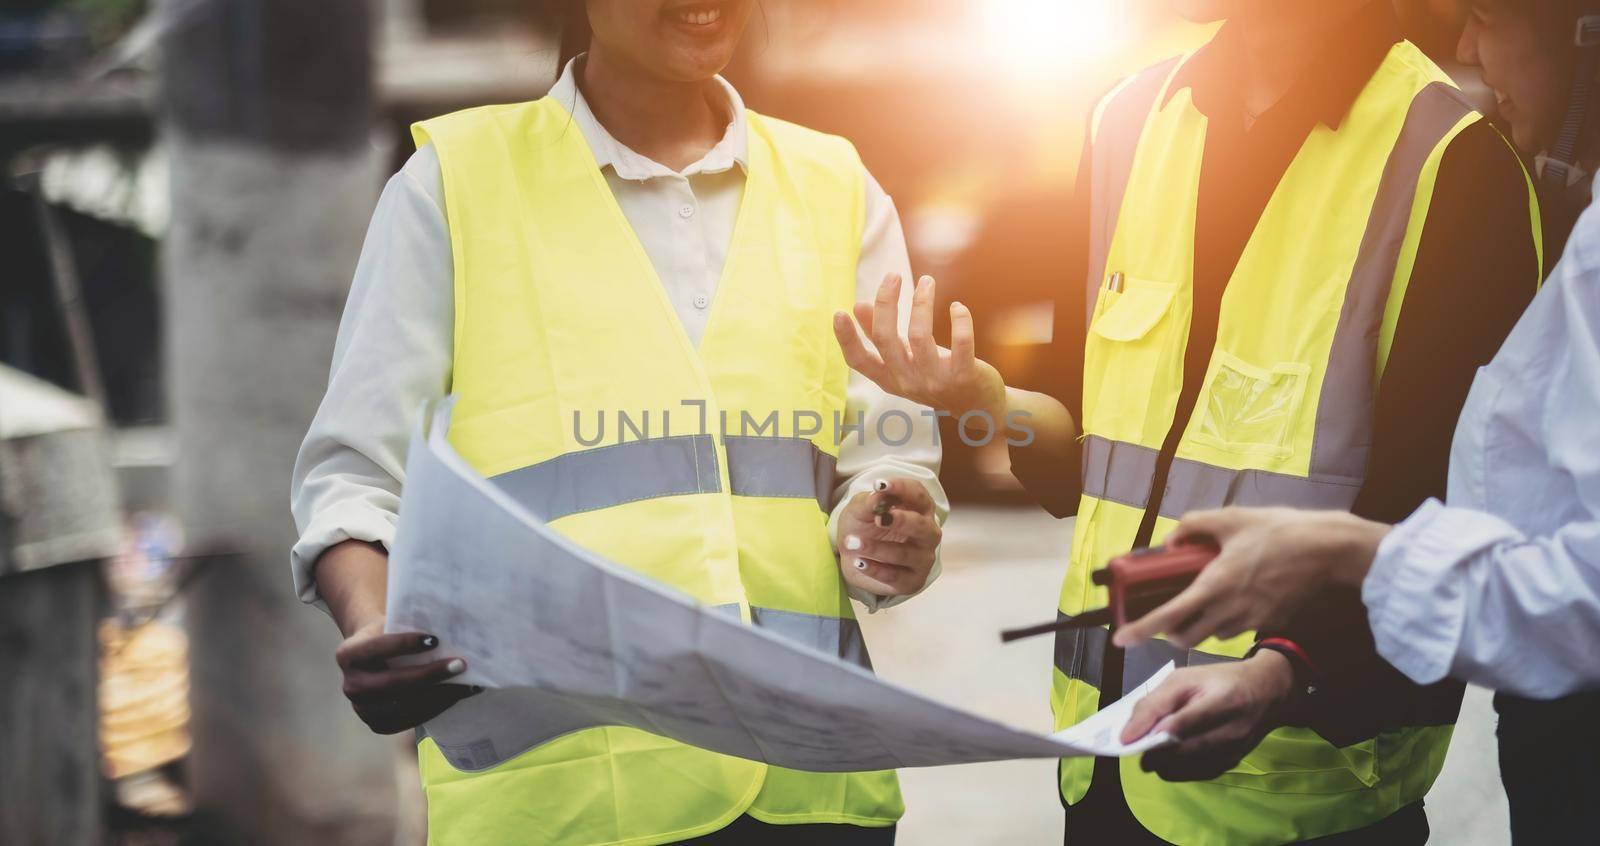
[
  {"x1": 827, "y1": 470, "x2": 948, "y2": 613},
  {"x1": 290, "y1": 501, "x2": 399, "y2": 614},
  {"x1": 1362, "y1": 499, "x2": 1464, "y2": 686}
]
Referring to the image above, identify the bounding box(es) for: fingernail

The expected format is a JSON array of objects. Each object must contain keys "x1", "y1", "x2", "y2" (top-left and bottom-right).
[
  {"x1": 446, "y1": 658, "x2": 466, "y2": 675},
  {"x1": 854, "y1": 559, "x2": 868, "y2": 571},
  {"x1": 874, "y1": 479, "x2": 890, "y2": 492},
  {"x1": 845, "y1": 535, "x2": 862, "y2": 551},
  {"x1": 421, "y1": 635, "x2": 439, "y2": 649}
]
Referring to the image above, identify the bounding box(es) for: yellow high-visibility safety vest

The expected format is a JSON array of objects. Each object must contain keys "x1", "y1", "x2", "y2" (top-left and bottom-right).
[
  {"x1": 1055, "y1": 42, "x2": 1540, "y2": 846},
  {"x1": 409, "y1": 99, "x2": 902, "y2": 845}
]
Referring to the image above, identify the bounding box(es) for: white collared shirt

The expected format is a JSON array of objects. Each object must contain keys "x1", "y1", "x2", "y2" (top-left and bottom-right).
[
  {"x1": 1364, "y1": 179, "x2": 1600, "y2": 698},
  {"x1": 290, "y1": 59, "x2": 946, "y2": 613}
]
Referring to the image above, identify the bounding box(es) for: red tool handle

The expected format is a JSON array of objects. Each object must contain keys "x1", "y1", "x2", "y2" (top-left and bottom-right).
[{"x1": 1092, "y1": 541, "x2": 1219, "y2": 628}]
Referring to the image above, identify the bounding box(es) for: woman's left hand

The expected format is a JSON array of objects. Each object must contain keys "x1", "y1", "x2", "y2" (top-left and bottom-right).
[
  {"x1": 837, "y1": 477, "x2": 942, "y2": 598},
  {"x1": 1112, "y1": 507, "x2": 1392, "y2": 650}
]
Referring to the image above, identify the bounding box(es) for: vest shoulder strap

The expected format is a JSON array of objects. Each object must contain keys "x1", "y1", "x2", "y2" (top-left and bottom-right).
[
  {"x1": 411, "y1": 99, "x2": 562, "y2": 158},
  {"x1": 745, "y1": 110, "x2": 868, "y2": 250},
  {"x1": 746, "y1": 110, "x2": 864, "y2": 176},
  {"x1": 1085, "y1": 55, "x2": 1184, "y2": 323}
]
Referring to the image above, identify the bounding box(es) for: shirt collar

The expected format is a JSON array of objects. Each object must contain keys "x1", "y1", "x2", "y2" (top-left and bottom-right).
[
  {"x1": 547, "y1": 55, "x2": 749, "y2": 181},
  {"x1": 1164, "y1": 0, "x2": 1402, "y2": 132}
]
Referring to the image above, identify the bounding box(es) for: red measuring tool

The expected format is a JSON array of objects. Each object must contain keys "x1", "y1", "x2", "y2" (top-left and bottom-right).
[{"x1": 1000, "y1": 542, "x2": 1219, "y2": 643}]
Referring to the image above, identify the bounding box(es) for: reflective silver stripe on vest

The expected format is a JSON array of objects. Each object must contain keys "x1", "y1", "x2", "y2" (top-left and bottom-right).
[
  {"x1": 491, "y1": 434, "x2": 721, "y2": 521},
  {"x1": 1086, "y1": 56, "x2": 1183, "y2": 326},
  {"x1": 491, "y1": 434, "x2": 838, "y2": 520},
  {"x1": 750, "y1": 606, "x2": 872, "y2": 671},
  {"x1": 1310, "y1": 81, "x2": 1477, "y2": 480},
  {"x1": 1123, "y1": 639, "x2": 1238, "y2": 697},
  {"x1": 1081, "y1": 438, "x2": 1361, "y2": 518},
  {"x1": 1081, "y1": 435, "x2": 1160, "y2": 510},
  {"x1": 1155, "y1": 458, "x2": 1363, "y2": 519},
  {"x1": 714, "y1": 603, "x2": 870, "y2": 669},
  {"x1": 1052, "y1": 613, "x2": 1109, "y2": 688},
  {"x1": 723, "y1": 436, "x2": 837, "y2": 511},
  {"x1": 1050, "y1": 615, "x2": 1236, "y2": 696}
]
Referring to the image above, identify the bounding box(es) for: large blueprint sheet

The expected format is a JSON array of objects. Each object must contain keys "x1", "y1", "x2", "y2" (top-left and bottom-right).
[{"x1": 387, "y1": 401, "x2": 1172, "y2": 772}]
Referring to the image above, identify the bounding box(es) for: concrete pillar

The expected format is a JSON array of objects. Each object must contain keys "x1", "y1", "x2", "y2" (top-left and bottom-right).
[
  {"x1": 0, "y1": 367, "x2": 121, "y2": 846},
  {"x1": 160, "y1": 2, "x2": 398, "y2": 843}
]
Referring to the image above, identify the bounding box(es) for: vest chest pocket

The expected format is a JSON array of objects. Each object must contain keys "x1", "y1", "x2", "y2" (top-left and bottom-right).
[
  {"x1": 1191, "y1": 351, "x2": 1310, "y2": 459},
  {"x1": 1089, "y1": 276, "x2": 1177, "y2": 342},
  {"x1": 1084, "y1": 275, "x2": 1179, "y2": 439}
]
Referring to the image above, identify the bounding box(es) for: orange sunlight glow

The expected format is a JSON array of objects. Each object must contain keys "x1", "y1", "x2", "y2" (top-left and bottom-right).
[{"x1": 980, "y1": 0, "x2": 1126, "y2": 72}]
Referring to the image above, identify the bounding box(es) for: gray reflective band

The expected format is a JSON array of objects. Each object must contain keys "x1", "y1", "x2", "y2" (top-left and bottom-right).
[
  {"x1": 491, "y1": 435, "x2": 720, "y2": 521},
  {"x1": 1312, "y1": 81, "x2": 1477, "y2": 480},
  {"x1": 723, "y1": 436, "x2": 837, "y2": 511},
  {"x1": 1156, "y1": 457, "x2": 1362, "y2": 519},
  {"x1": 491, "y1": 434, "x2": 838, "y2": 520},
  {"x1": 1081, "y1": 435, "x2": 1159, "y2": 510},
  {"x1": 1053, "y1": 613, "x2": 1109, "y2": 689},
  {"x1": 1086, "y1": 56, "x2": 1183, "y2": 326},
  {"x1": 1050, "y1": 615, "x2": 1238, "y2": 695},
  {"x1": 750, "y1": 606, "x2": 871, "y2": 671},
  {"x1": 1082, "y1": 437, "x2": 1362, "y2": 518},
  {"x1": 1123, "y1": 639, "x2": 1238, "y2": 697},
  {"x1": 702, "y1": 604, "x2": 869, "y2": 668}
]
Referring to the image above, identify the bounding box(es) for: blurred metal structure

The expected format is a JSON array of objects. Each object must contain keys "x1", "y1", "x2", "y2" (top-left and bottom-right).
[
  {"x1": 0, "y1": 364, "x2": 122, "y2": 846},
  {"x1": 160, "y1": 1, "x2": 398, "y2": 843}
]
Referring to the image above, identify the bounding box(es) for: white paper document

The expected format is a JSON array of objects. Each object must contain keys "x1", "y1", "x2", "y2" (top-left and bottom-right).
[{"x1": 386, "y1": 401, "x2": 1173, "y2": 773}]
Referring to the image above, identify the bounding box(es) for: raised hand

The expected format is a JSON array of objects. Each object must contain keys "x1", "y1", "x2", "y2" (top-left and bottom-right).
[{"x1": 833, "y1": 273, "x2": 1006, "y2": 421}]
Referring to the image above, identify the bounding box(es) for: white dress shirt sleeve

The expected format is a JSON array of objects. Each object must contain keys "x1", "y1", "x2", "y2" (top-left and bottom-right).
[
  {"x1": 828, "y1": 168, "x2": 950, "y2": 612},
  {"x1": 1365, "y1": 500, "x2": 1600, "y2": 699},
  {"x1": 1363, "y1": 250, "x2": 1600, "y2": 698},
  {"x1": 289, "y1": 146, "x2": 453, "y2": 612}
]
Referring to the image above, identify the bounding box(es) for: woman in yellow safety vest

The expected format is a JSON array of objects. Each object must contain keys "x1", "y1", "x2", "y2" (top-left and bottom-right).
[{"x1": 289, "y1": 2, "x2": 947, "y2": 844}]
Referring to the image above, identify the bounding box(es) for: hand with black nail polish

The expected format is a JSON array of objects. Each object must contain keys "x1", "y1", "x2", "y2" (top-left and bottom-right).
[
  {"x1": 836, "y1": 477, "x2": 942, "y2": 599},
  {"x1": 334, "y1": 618, "x2": 479, "y2": 735}
]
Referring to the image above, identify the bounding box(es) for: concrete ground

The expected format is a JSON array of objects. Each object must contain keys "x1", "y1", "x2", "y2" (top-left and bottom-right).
[{"x1": 857, "y1": 505, "x2": 1509, "y2": 846}]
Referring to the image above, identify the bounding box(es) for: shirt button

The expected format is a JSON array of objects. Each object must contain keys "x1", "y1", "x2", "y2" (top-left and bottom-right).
[
  {"x1": 678, "y1": 204, "x2": 695, "y2": 219},
  {"x1": 693, "y1": 294, "x2": 710, "y2": 309}
]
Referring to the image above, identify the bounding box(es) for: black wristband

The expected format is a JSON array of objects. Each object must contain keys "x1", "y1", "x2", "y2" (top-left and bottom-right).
[{"x1": 1248, "y1": 642, "x2": 1321, "y2": 726}]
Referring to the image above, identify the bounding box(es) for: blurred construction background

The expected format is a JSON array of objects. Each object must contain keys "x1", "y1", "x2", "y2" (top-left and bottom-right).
[{"x1": 0, "y1": 1, "x2": 1507, "y2": 844}]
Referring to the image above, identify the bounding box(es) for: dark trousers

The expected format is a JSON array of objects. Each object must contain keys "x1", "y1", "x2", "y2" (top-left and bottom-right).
[
  {"x1": 1062, "y1": 754, "x2": 1429, "y2": 845},
  {"x1": 677, "y1": 816, "x2": 895, "y2": 845},
  {"x1": 1496, "y1": 691, "x2": 1600, "y2": 846}
]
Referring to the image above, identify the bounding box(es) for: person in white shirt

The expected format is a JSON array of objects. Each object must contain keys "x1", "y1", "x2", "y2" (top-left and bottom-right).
[
  {"x1": 290, "y1": 2, "x2": 945, "y2": 843},
  {"x1": 1115, "y1": 2, "x2": 1600, "y2": 841}
]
